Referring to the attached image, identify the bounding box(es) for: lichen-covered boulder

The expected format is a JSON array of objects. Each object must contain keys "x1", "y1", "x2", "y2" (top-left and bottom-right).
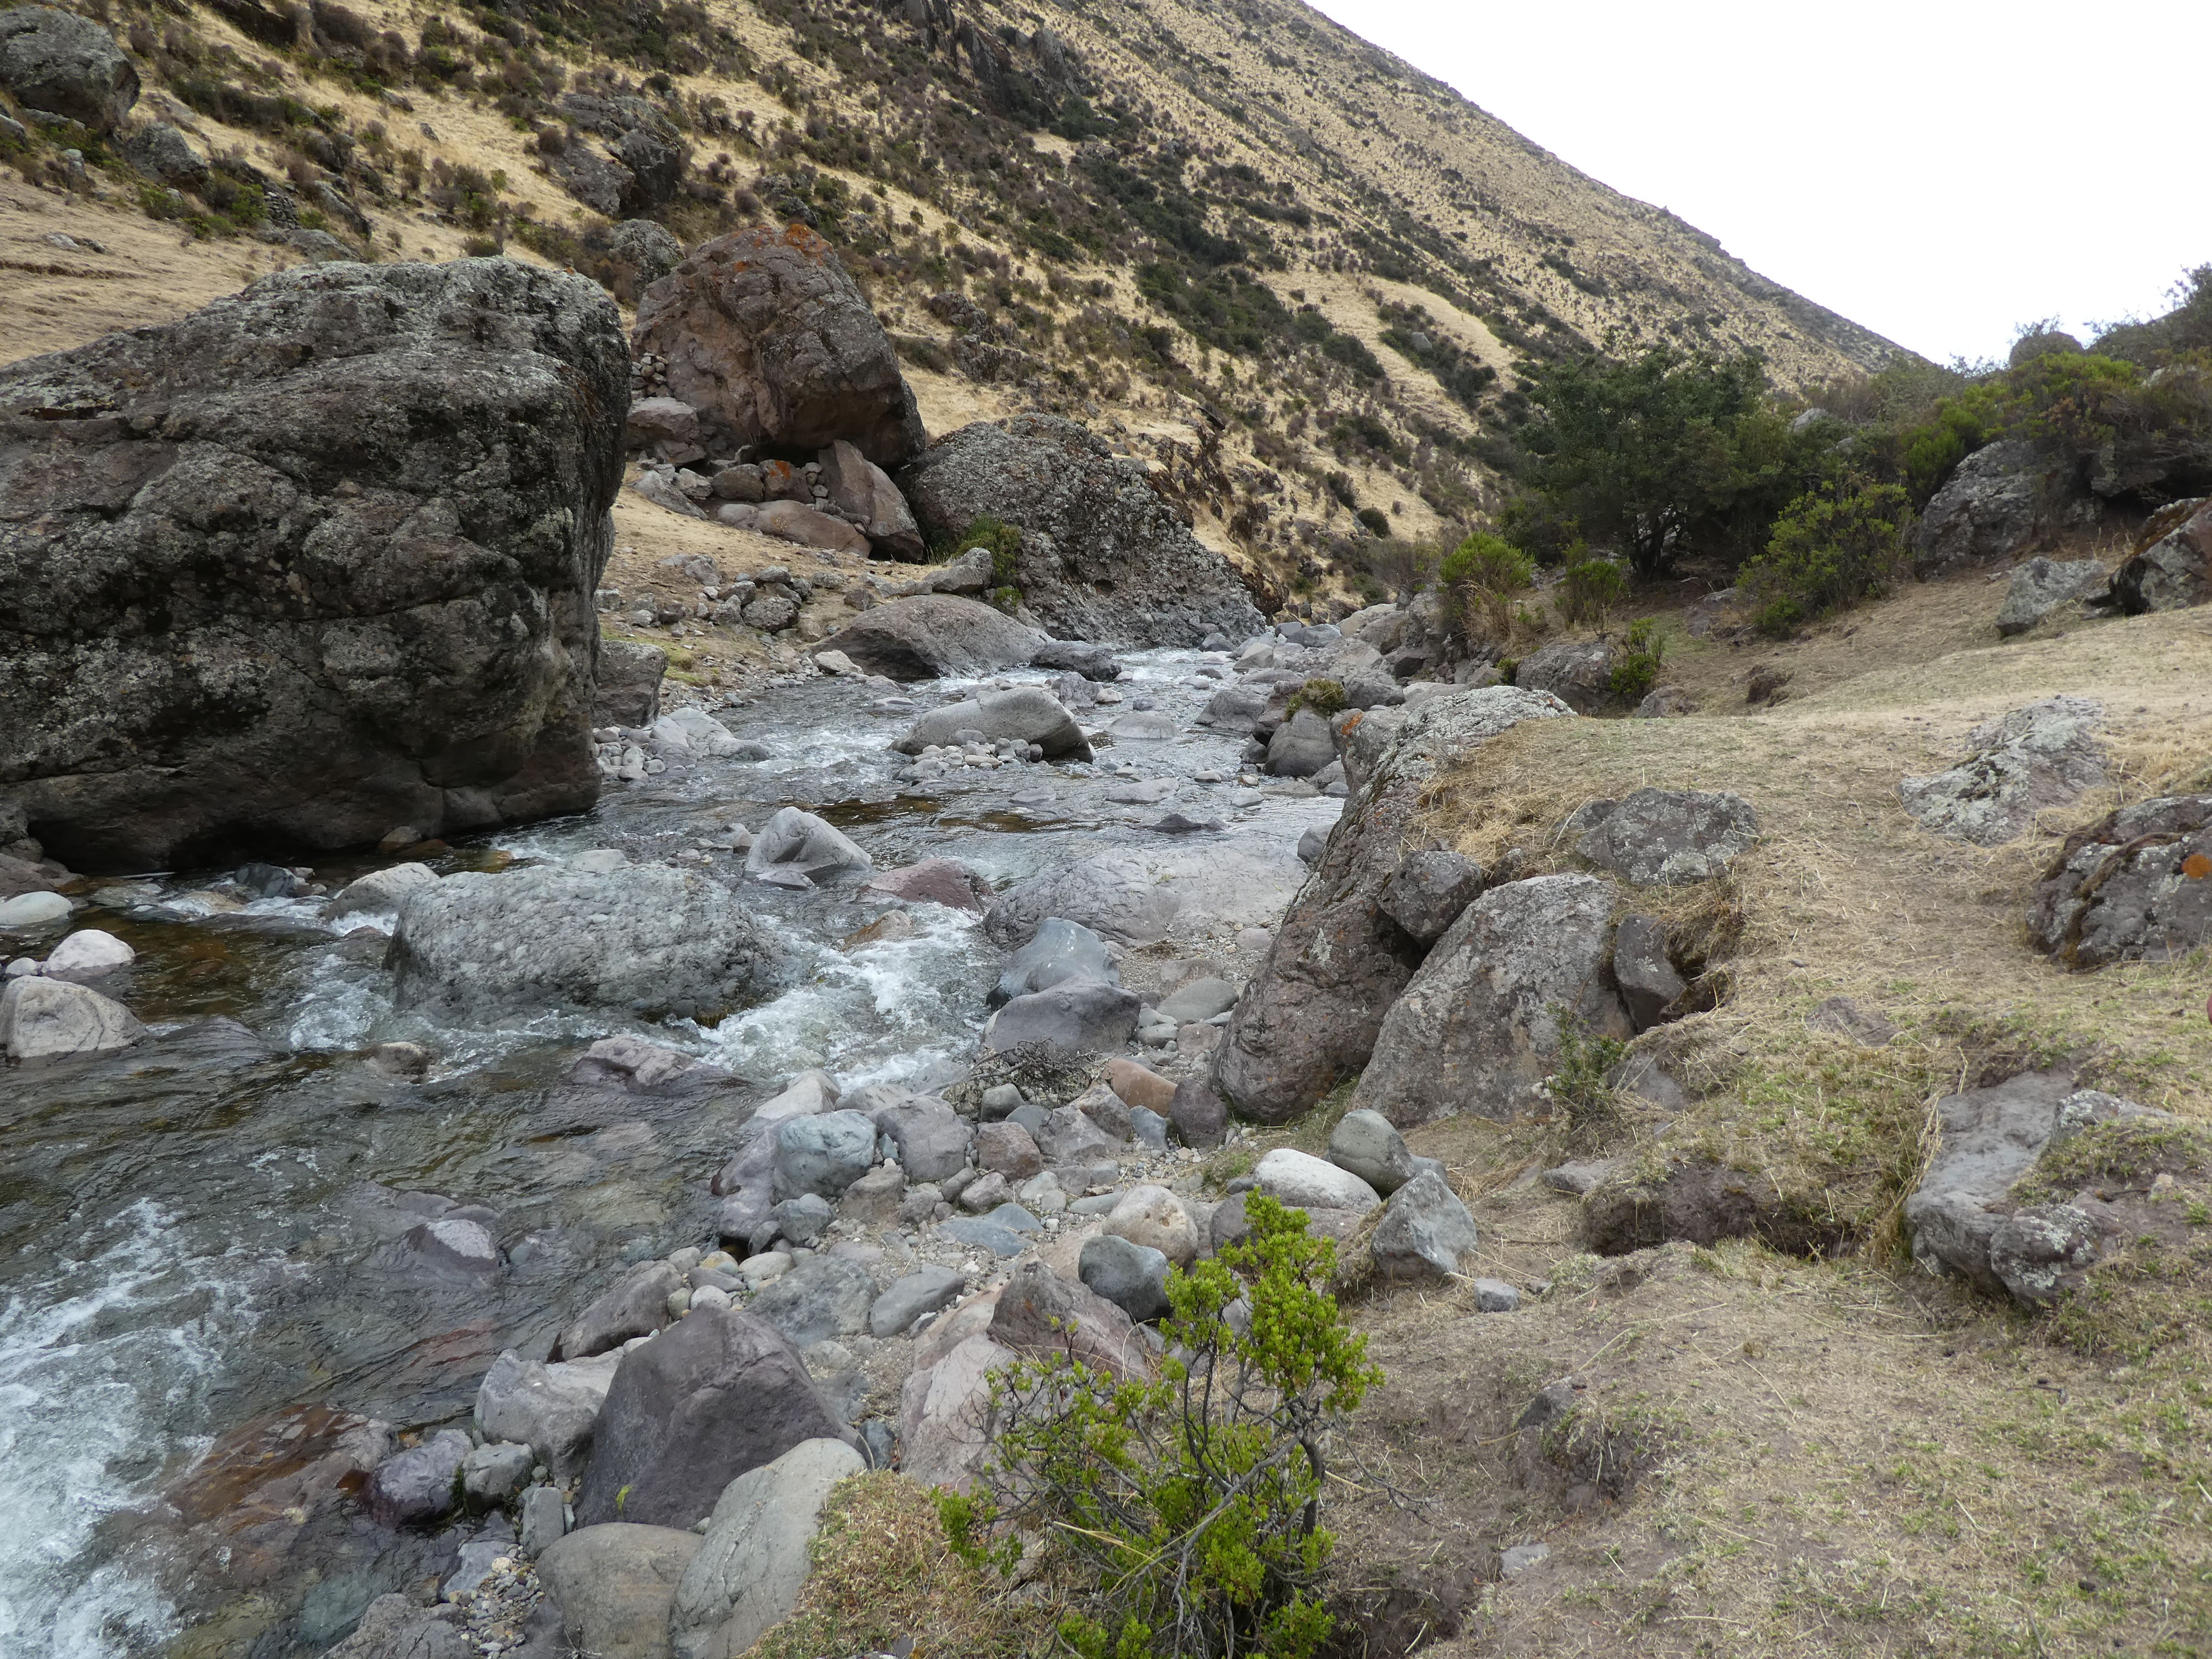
[
  {"x1": 631, "y1": 225, "x2": 925, "y2": 467},
  {"x1": 896, "y1": 414, "x2": 1264, "y2": 647},
  {"x1": 0, "y1": 7, "x2": 137, "y2": 133},
  {"x1": 2028, "y1": 793, "x2": 2212, "y2": 967},
  {"x1": 0, "y1": 260, "x2": 627, "y2": 872}
]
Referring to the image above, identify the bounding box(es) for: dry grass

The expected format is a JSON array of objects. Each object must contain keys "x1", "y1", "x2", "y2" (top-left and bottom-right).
[{"x1": 743, "y1": 1471, "x2": 1065, "y2": 1659}]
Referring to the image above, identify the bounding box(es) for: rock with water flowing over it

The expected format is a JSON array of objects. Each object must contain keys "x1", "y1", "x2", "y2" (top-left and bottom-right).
[
  {"x1": 388, "y1": 864, "x2": 781, "y2": 1023},
  {"x1": 980, "y1": 853, "x2": 1180, "y2": 949},
  {"x1": 744, "y1": 807, "x2": 872, "y2": 883},
  {"x1": 0, "y1": 975, "x2": 145, "y2": 1064},
  {"x1": 669, "y1": 1437, "x2": 868, "y2": 1659},
  {"x1": 865, "y1": 857, "x2": 994, "y2": 912},
  {"x1": 0, "y1": 260, "x2": 627, "y2": 871},
  {"x1": 894, "y1": 686, "x2": 1093, "y2": 760},
  {"x1": 324, "y1": 862, "x2": 441, "y2": 926},
  {"x1": 576, "y1": 1305, "x2": 854, "y2": 1529}
]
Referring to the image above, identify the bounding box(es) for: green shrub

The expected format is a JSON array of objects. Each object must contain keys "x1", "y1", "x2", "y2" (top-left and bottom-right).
[
  {"x1": 1558, "y1": 557, "x2": 1627, "y2": 626},
  {"x1": 1283, "y1": 677, "x2": 1346, "y2": 719},
  {"x1": 941, "y1": 1196, "x2": 1381, "y2": 1659},
  {"x1": 1739, "y1": 479, "x2": 1914, "y2": 636},
  {"x1": 1354, "y1": 506, "x2": 1390, "y2": 537},
  {"x1": 1440, "y1": 531, "x2": 1534, "y2": 646},
  {"x1": 1547, "y1": 1010, "x2": 1629, "y2": 1148},
  {"x1": 1607, "y1": 618, "x2": 1665, "y2": 703}
]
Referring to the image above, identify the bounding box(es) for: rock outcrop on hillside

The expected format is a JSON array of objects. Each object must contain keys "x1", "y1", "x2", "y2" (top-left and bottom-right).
[
  {"x1": 0, "y1": 6, "x2": 138, "y2": 133},
  {"x1": 897, "y1": 415, "x2": 1265, "y2": 647},
  {"x1": 631, "y1": 225, "x2": 926, "y2": 469},
  {"x1": 1913, "y1": 441, "x2": 2046, "y2": 574},
  {"x1": 0, "y1": 259, "x2": 627, "y2": 872}
]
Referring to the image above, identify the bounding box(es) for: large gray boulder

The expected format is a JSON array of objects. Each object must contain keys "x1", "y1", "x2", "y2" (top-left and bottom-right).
[
  {"x1": 1351, "y1": 874, "x2": 1630, "y2": 1129},
  {"x1": 1899, "y1": 696, "x2": 2105, "y2": 846},
  {"x1": 2109, "y1": 497, "x2": 2211, "y2": 613},
  {"x1": 121, "y1": 121, "x2": 207, "y2": 190},
  {"x1": 1265, "y1": 708, "x2": 1336, "y2": 778},
  {"x1": 1569, "y1": 788, "x2": 1758, "y2": 886},
  {"x1": 1377, "y1": 850, "x2": 1485, "y2": 945},
  {"x1": 0, "y1": 975, "x2": 145, "y2": 1065},
  {"x1": 388, "y1": 865, "x2": 781, "y2": 1022},
  {"x1": 537, "y1": 1523, "x2": 702, "y2": 1659},
  {"x1": 868, "y1": 1093, "x2": 971, "y2": 1181},
  {"x1": 811, "y1": 594, "x2": 1046, "y2": 681},
  {"x1": 816, "y1": 438, "x2": 923, "y2": 558},
  {"x1": 981, "y1": 853, "x2": 1179, "y2": 948},
  {"x1": 1079, "y1": 1232, "x2": 1170, "y2": 1322},
  {"x1": 364, "y1": 1429, "x2": 472, "y2": 1529},
  {"x1": 1370, "y1": 1170, "x2": 1478, "y2": 1282},
  {"x1": 746, "y1": 1256, "x2": 876, "y2": 1348},
  {"x1": 596, "y1": 639, "x2": 669, "y2": 727},
  {"x1": 772, "y1": 1111, "x2": 878, "y2": 1200},
  {"x1": 559, "y1": 1261, "x2": 679, "y2": 1359},
  {"x1": 984, "y1": 981, "x2": 1142, "y2": 1054},
  {"x1": 989, "y1": 1259, "x2": 1150, "y2": 1378},
  {"x1": 0, "y1": 7, "x2": 137, "y2": 132},
  {"x1": 669, "y1": 1438, "x2": 867, "y2": 1659},
  {"x1": 992, "y1": 916, "x2": 1117, "y2": 1005},
  {"x1": 1514, "y1": 639, "x2": 1619, "y2": 714},
  {"x1": 895, "y1": 414, "x2": 1264, "y2": 647},
  {"x1": 0, "y1": 260, "x2": 626, "y2": 872},
  {"x1": 745, "y1": 807, "x2": 872, "y2": 882},
  {"x1": 2028, "y1": 793, "x2": 2212, "y2": 967},
  {"x1": 576, "y1": 1305, "x2": 853, "y2": 1529},
  {"x1": 1994, "y1": 557, "x2": 2109, "y2": 635},
  {"x1": 1914, "y1": 441, "x2": 2045, "y2": 574},
  {"x1": 630, "y1": 225, "x2": 924, "y2": 468},
  {"x1": 893, "y1": 686, "x2": 1092, "y2": 760},
  {"x1": 474, "y1": 1348, "x2": 622, "y2": 1478},
  {"x1": 1213, "y1": 688, "x2": 1575, "y2": 1124},
  {"x1": 323, "y1": 1594, "x2": 469, "y2": 1659}
]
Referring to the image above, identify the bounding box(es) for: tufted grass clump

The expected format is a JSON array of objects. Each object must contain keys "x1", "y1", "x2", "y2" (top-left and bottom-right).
[{"x1": 941, "y1": 1197, "x2": 1382, "y2": 1659}]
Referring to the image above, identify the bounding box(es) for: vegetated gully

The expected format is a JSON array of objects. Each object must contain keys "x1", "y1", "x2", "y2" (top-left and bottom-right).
[{"x1": 0, "y1": 647, "x2": 1336, "y2": 1656}]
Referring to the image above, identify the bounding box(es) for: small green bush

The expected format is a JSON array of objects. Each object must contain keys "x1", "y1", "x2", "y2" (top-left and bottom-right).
[
  {"x1": 1547, "y1": 1010, "x2": 1629, "y2": 1148},
  {"x1": 1558, "y1": 557, "x2": 1627, "y2": 626},
  {"x1": 1440, "y1": 531, "x2": 1534, "y2": 644},
  {"x1": 1354, "y1": 506, "x2": 1390, "y2": 537},
  {"x1": 1739, "y1": 479, "x2": 1914, "y2": 637},
  {"x1": 1607, "y1": 618, "x2": 1665, "y2": 703},
  {"x1": 942, "y1": 1197, "x2": 1382, "y2": 1659},
  {"x1": 1283, "y1": 677, "x2": 1346, "y2": 719}
]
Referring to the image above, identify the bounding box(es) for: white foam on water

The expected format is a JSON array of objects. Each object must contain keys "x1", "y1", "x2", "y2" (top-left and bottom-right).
[{"x1": 0, "y1": 1202, "x2": 265, "y2": 1658}]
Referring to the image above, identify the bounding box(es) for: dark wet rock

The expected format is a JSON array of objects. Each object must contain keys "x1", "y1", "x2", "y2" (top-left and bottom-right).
[
  {"x1": 982, "y1": 853, "x2": 1179, "y2": 949},
  {"x1": 894, "y1": 686, "x2": 1092, "y2": 760},
  {"x1": 576, "y1": 1305, "x2": 853, "y2": 1529},
  {"x1": 1569, "y1": 789, "x2": 1758, "y2": 886},
  {"x1": 745, "y1": 807, "x2": 872, "y2": 883},
  {"x1": 1351, "y1": 874, "x2": 1629, "y2": 1129},
  {"x1": 388, "y1": 866, "x2": 781, "y2": 1022},
  {"x1": 566, "y1": 1034, "x2": 736, "y2": 1097},
  {"x1": 865, "y1": 857, "x2": 994, "y2": 912},
  {"x1": 811, "y1": 594, "x2": 1045, "y2": 680},
  {"x1": 595, "y1": 640, "x2": 669, "y2": 728},
  {"x1": 896, "y1": 414, "x2": 1265, "y2": 646},
  {"x1": 1213, "y1": 688, "x2": 1575, "y2": 1124},
  {"x1": 1914, "y1": 441, "x2": 2046, "y2": 574},
  {"x1": 2028, "y1": 793, "x2": 2212, "y2": 967},
  {"x1": 0, "y1": 260, "x2": 626, "y2": 872},
  {"x1": 0, "y1": 7, "x2": 137, "y2": 132},
  {"x1": 559, "y1": 1261, "x2": 679, "y2": 1358},
  {"x1": 1378, "y1": 849, "x2": 1486, "y2": 945},
  {"x1": 630, "y1": 224, "x2": 924, "y2": 468},
  {"x1": 365, "y1": 1428, "x2": 471, "y2": 1529},
  {"x1": 1899, "y1": 697, "x2": 2105, "y2": 846}
]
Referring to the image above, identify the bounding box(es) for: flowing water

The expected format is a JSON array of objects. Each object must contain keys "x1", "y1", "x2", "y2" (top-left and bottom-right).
[{"x1": 0, "y1": 649, "x2": 1339, "y2": 1657}]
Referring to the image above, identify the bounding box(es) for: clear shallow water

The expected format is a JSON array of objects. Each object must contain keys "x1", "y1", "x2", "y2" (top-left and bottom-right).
[{"x1": 0, "y1": 649, "x2": 1340, "y2": 1656}]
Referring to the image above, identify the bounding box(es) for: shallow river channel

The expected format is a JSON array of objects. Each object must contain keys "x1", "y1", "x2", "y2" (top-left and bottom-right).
[{"x1": 0, "y1": 647, "x2": 1340, "y2": 1657}]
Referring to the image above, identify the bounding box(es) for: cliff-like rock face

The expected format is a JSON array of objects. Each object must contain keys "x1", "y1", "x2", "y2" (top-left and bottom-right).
[{"x1": 0, "y1": 259, "x2": 628, "y2": 872}]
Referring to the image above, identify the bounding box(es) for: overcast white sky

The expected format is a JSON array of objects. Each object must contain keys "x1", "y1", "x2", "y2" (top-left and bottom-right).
[{"x1": 1308, "y1": 0, "x2": 2212, "y2": 365}]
